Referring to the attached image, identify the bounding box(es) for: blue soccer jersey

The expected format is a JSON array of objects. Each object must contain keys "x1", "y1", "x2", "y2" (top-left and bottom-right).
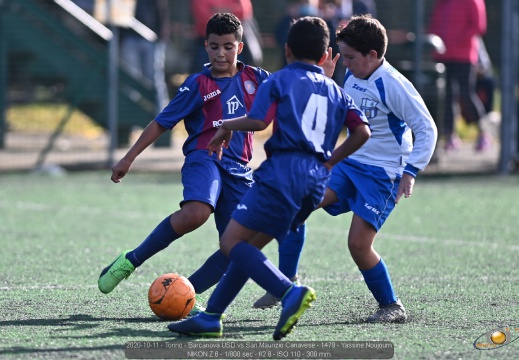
[
  {"x1": 248, "y1": 62, "x2": 366, "y2": 162},
  {"x1": 155, "y1": 62, "x2": 270, "y2": 163}
]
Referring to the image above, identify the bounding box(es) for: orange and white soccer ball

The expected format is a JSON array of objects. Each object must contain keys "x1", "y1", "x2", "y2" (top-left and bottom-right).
[{"x1": 148, "y1": 273, "x2": 196, "y2": 320}]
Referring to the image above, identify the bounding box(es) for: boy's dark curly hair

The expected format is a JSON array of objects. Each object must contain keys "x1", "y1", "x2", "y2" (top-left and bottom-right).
[{"x1": 206, "y1": 13, "x2": 243, "y2": 41}]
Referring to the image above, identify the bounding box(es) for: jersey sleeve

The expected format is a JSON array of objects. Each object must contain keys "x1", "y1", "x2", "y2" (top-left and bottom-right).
[
  {"x1": 386, "y1": 77, "x2": 438, "y2": 173},
  {"x1": 154, "y1": 75, "x2": 202, "y2": 129},
  {"x1": 247, "y1": 77, "x2": 278, "y2": 126}
]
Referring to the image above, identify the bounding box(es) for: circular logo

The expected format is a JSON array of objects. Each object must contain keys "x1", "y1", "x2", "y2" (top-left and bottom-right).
[
  {"x1": 244, "y1": 80, "x2": 256, "y2": 94},
  {"x1": 490, "y1": 331, "x2": 506, "y2": 345}
]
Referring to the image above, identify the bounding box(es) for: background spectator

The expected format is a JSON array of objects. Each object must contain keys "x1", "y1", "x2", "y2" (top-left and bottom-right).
[
  {"x1": 428, "y1": 0, "x2": 489, "y2": 152},
  {"x1": 119, "y1": 0, "x2": 170, "y2": 113}
]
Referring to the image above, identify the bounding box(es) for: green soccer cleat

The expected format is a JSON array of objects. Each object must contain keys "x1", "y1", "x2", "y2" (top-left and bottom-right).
[
  {"x1": 98, "y1": 250, "x2": 135, "y2": 294},
  {"x1": 188, "y1": 294, "x2": 207, "y2": 317},
  {"x1": 273, "y1": 285, "x2": 316, "y2": 340}
]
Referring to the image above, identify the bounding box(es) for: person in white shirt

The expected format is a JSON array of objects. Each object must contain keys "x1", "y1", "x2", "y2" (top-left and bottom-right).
[
  {"x1": 252, "y1": 14, "x2": 437, "y2": 323},
  {"x1": 320, "y1": 14, "x2": 437, "y2": 322}
]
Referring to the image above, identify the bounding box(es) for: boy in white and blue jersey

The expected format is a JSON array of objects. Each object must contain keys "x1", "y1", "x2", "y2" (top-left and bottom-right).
[
  {"x1": 254, "y1": 14, "x2": 438, "y2": 322},
  {"x1": 168, "y1": 16, "x2": 371, "y2": 340}
]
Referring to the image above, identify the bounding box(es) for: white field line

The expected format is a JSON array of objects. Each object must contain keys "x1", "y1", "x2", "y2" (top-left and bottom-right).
[{"x1": 310, "y1": 226, "x2": 519, "y2": 251}]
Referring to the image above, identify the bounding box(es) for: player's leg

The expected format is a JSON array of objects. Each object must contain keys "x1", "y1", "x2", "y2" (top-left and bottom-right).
[
  {"x1": 186, "y1": 159, "x2": 254, "y2": 313},
  {"x1": 220, "y1": 221, "x2": 315, "y2": 341},
  {"x1": 252, "y1": 178, "x2": 345, "y2": 309},
  {"x1": 253, "y1": 223, "x2": 305, "y2": 309},
  {"x1": 168, "y1": 225, "x2": 270, "y2": 337},
  {"x1": 98, "y1": 153, "x2": 221, "y2": 294},
  {"x1": 344, "y1": 162, "x2": 406, "y2": 322},
  {"x1": 348, "y1": 215, "x2": 406, "y2": 322}
]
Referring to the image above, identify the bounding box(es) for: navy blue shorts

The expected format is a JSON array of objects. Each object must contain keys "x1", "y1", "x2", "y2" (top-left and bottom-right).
[
  {"x1": 232, "y1": 152, "x2": 330, "y2": 241},
  {"x1": 323, "y1": 158, "x2": 400, "y2": 231},
  {"x1": 181, "y1": 151, "x2": 253, "y2": 236}
]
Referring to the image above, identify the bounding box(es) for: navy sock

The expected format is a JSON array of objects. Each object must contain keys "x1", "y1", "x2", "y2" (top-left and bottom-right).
[
  {"x1": 361, "y1": 258, "x2": 397, "y2": 306},
  {"x1": 205, "y1": 262, "x2": 249, "y2": 314},
  {"x1": 188, "y1": 250, "x2": 229, "y2": 294},
  {"x1": 229, "y1": 242, "x2": 292, "y2": 299},
  {"x1": 126, "y1": 216, "x2": 181, "y2": 267},
  {"x1": 278, "y1": 223, "x2": 306, "y2": 279}
]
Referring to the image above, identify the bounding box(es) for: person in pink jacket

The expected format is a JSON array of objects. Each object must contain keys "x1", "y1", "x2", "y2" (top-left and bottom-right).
[{"x1": 428, "y1": 0, "x2": 490, "y2": 152}]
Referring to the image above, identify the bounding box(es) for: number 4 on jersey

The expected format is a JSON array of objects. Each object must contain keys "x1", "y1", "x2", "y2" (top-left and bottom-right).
[{"x1": 301, "y1": 94, "x2": 328, "y2": 154}]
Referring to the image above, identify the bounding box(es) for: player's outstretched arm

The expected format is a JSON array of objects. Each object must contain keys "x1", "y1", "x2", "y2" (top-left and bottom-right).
[
  {"x1": 111, "y1": 120, "x2": 167, "y2": 183},
  {"x1": 324, "y1": 123, "x2": 371, "y2": 170}
]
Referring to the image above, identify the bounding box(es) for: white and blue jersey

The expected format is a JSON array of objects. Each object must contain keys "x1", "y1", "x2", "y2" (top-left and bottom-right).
[
  {"x1": 154, "y1": 62, "x2": 270, "y2": 236},
  {"x1": 324, "y1": 60, "x2": 438, "y2": 231},
  {"x1": 233, "y1": 62, "x2": 368, "y2": 240},
  {"x1": 342, "y1": 60, "x2": 437, "y2": 178}
]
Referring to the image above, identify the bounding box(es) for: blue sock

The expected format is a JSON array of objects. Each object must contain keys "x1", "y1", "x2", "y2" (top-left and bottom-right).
[
  {"x1": 188, "y1": 250, "x2": 229, "y2": 294},
  {"x1": 278, "y1": 223, "x2": 306, "y2": 279},
  {"x1": 229, "y1": 242, "x2": 292, "y2": 299},
  {"x1": 205, "y1": 262, "x2": 249, "y2": 314},
  {"x1": 360, "y1": 258, "x2": 397, "y2": 306},
  {"x1": 125, "y1": 216, "x2": 181, "y2": 267}
]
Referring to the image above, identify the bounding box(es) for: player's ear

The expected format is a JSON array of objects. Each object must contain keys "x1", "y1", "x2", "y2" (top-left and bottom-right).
[
  {"x1": 368, "y1": 49, "x2": 378, "y2": 61},
  {"x1": 317, "y1": 51, "x2": 328, "y2": 66},
  {"x1": 237, "y1": 41, "x2": 244, "y2": 54},
  {"x1": 204, "y1": 40, "x2": 208, "y2": 51}
]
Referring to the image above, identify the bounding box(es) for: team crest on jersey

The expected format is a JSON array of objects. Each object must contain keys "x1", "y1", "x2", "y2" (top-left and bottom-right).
[
  {"x1": 361, "y1": 98, "x2": 379, "y2": 119},
  {"x1": 244, "y1": 80, "x2": 256, "y2": 94},
  {"x1": 226, "y1": 95, "x2": 244, "y2": 115}
]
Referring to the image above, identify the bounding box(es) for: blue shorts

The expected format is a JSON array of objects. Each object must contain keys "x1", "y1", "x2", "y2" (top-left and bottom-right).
[
  {"x1": 323, "y1": 158, "x2": 400, "y2": 231},
  {"x1": 232, "y1": 152, "x2": 330, "y2": 241},
  {"x1": 181, "y1": 150, "x2": 253, "y2": 236}
]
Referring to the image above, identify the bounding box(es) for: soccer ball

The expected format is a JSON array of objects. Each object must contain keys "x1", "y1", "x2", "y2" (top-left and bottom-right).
[{"x1": 148, "y1": 273, "x2": 196, "y2": 320}]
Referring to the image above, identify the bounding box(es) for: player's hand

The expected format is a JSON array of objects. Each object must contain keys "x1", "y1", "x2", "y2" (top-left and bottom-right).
[
  {"x1": 111, "y1": 158, "x2": 132, "y2": 183},
  {"x1": 208, "y1": 127, "x2": 233, "y2": 161},
  {"x1": 395, "y1": 173, "x2": 415, "y2": 204},
  {"x1": 321, "y1": 47, "x2": 340, "y2": 79}
]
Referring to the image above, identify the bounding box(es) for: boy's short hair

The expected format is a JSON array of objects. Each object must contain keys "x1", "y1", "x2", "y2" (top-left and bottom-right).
[
  {"x1": 287, "y1": 16, "x2": 330, "y2": 63},
  {"x1": 206, "y1": 13, "x2": 243, "y2": 41},
  {"x1": 336, "y1": 14, "x2": 387, "y2": 59}
]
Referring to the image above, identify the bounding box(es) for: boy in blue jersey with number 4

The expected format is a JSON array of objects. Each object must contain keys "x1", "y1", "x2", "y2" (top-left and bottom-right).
[{"x1": 167, "y1": 16, "x2": 371, "y2": 340}]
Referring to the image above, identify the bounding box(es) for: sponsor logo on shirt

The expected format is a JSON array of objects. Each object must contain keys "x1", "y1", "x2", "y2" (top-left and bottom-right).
[
  {"x1": 244, "y1": 80, "x2": 256, "y2": 94},
  {"x1": 179, "y1": 87, "x2": 190, "y2": 92},
  {"x1": 236, "y1": 204, "x2": 248, "y2": 210},
  {"x1": 203, "y1": 89, "x2": 221, "y2": 102},
  {"x1": 227, "y1": 95, "x2": 244, "y2": 115},
  {"x1": 361, "y1": 98, "x2": 379, "y2": 119},
  {"x1": 352, "y1": 83, "x2": 367, "y2": 92}
]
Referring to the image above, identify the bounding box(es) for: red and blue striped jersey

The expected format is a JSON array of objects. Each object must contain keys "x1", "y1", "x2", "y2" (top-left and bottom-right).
[{"x1": 155, "y1": 62, "x2": 270, "y2": 163}]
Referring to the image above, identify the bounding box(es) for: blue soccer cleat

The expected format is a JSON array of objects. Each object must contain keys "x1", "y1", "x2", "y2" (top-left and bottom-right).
[
  {"x1": 167, "y1": 311, "x2": 224, "y2": 337},
  {"x1": 273, "y1": 285, "x2": 316, "y2": 340}
]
